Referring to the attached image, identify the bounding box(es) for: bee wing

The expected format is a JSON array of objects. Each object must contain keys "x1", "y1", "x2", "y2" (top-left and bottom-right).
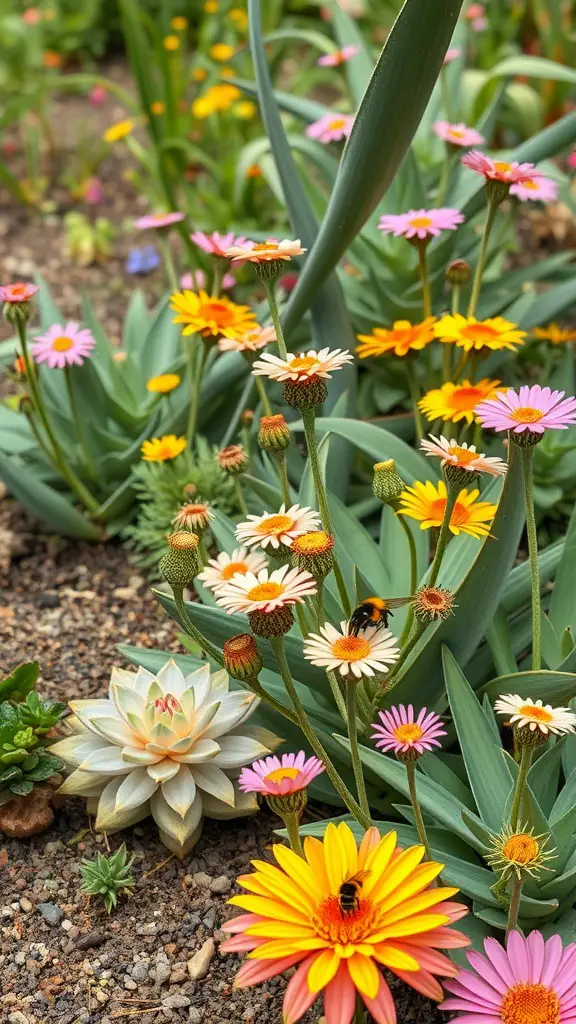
[
  {"x1": 349, "y1": 870, "x2": 372, "y2": 883},
  {"x1": 382, "y1": 597, "x2": 412, "y2": 609}
]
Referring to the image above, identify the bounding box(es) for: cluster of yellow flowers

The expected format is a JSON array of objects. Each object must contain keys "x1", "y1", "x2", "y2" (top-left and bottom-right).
[{"x1": 192, "y1": 83, "x2": 241, "y2": 119}]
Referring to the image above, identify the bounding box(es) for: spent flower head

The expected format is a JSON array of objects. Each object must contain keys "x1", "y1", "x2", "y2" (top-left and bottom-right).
[{"x1": 485, "y1": 823, "x2": 556, "y2": 881}]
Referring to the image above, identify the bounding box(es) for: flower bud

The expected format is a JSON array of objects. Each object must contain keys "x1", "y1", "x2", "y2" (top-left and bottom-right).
[
  {"x1": 446, "y1": 259, "x2": 471, "y2": 286},
  {"x1": 253, "y1": 259, "x2": 285, "y2": 281},
  {"x1": 217, "y1": 443, "x2": 249, "y2": 475},
  {"x1": 266, "y1": 790, "x2": 308, "y2": 817},
  {"x1": 0, "y1": 282, "x2": 38, "y2": 325},
  {"x1": 412, "y1": 586, "x2": 455, "y2": 624},
  {"x1": 223, "y1": 634, "x2": 263, "y2": 681},
  {"x1": 291, "y1": 531, "x2": 334, "y2": 580},
  {"x1": 508, "y1": 429, "x2": 543, "y2": 449},
  {"x1": 240, "y1": 409, "x2": 254, "y2": 427},
  {"x1": 443, "y1": 463, "x2": 478, "y2": 489},
  {"x1": 283, "y1": 377, "x2": 328, "y2": 410},
  {"x1": 485, "y1": 179, "x2": 511, "y2": 208},
  {"x1": 248, "y1": 606, "x2": 294, "y2": 638},
  {"x1": 258, "y1": 413, "x2": 291, "y2": 454},
  {"x1": 373, "y1": 459, "x2": 405, "y2": 508},
  {"x1": 159, "y1": 531, "x2": 200, "y2": 589}
]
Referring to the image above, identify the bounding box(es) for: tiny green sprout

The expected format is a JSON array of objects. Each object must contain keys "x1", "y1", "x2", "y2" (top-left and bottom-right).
[{"x1": 80, "y1": 843, "x2": 136, "y2": 914}]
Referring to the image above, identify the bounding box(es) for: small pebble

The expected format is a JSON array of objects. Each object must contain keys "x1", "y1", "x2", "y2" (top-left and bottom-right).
[
  {"x1": 37, "y1": 903, "x2": 64, "y2": 926},
  {"x1": 187, "y1": 938, "x2": 215, "y2": 981},
  {"x1": 136, "y1": 921, "x2": 158, "y2": 936},
  {"x1": 210, "y1": 876, "x2": 231, "y2": 895},
  {"x1": 163, "y1": 994, "x2": 191, "y2": 1009},
  {"x1": 76, "y1": 930, "x2": 106, "y2": 950}
]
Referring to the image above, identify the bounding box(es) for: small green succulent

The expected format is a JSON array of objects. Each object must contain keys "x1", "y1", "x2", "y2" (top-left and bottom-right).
[
  {"x1": 0, "y1": 699, "x2": 65, "y2": 802},
  {"x1": 17, "y1": 692, "x2": 68, "y2": 736},
  {"x1": 0, "y1": 751, "x2": 63, "y2": 802},
  {"x1": 80, "y1": 844, "x2": 137, "y2": 913}
]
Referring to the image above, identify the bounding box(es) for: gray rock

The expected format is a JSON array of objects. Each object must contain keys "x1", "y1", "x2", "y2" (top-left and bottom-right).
[
  {"x1": 187, "y1": 938, "x2": 215, "y2": 981},
  {"x1": 136, "y1": 921, "x2": 158, "y2": 936},
  {"x1": 154, "y1": 961, "x2": 171, "y2": 985},
  {"x1": 163, "y1": 994, "x2": 191, "y2": 1009},
  {"x1": 202, "y1": 908, "x2": 216, "y2": 930},
  {"x1": 192, "y1": 872, "x2": 212, "y2": 888},
  {"x1": 37, "y1": 902, "x2": 64, "y2": 926},
  {"x1": 131, "y1": 962, "x2": 150, "y2": 983},
  {"x1": 210, "y1": 875, "x2": 231, "y2": 894},
  {"x1": 76, "y1": 930, "x2": 106, "y2": 950}
]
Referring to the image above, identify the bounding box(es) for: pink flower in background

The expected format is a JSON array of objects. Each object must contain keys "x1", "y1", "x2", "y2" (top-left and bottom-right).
[
  {"x1": 568, "y1": 150, "x2": 576, "y2": 170},
  {"x1": 443, "y1": 48, "x2": 461, "y2": 64},
  {"x1": 379, "y1": 207, "x2": 464, "y2": 240},
  {"x1": 470, "y1": 16, "x2": 488, "y2": 31},
  {"x1": 476, "y1": 384, "x2": 576, "y2": 435},
  {"x1": 190, "y1": 230, "x2": 247, "y2": 257},
  {"x1": 239, "y1": 752, "x2": 325, "y2": 796},
  {"x1": 84, "y1": 177, "x2": 103, "y2": 205},
  {"x1": 372, "y1": 705, "x2": 447, "y2": 756},
  {"x1": 22, "y1": 7, "x2": 41, "y2": 24},
  {"x1": 134, "y1": 212, "x2": 185, "y2": 230},
  {"x1": 462, "y1": 150, "x2": 537, "y2": 184},
  {"x1": 179, "y1": 269, "x2": 235, "y2": 291},
  {"x1": 433, "y1": 121, "x2": 485, "y2": 147},
  {"x1": 0, "y1": 282, "x2": 39, "y2": 303},
  {"x1": 510, "y1": 175, "x2": 558, "y2": 202},
  {"x1": 31, "y1": 322, "x2": 96, "y2": 369},
  {"x1": 317, "y1": 46, "x2": 359, "y2": 67},
  {"x1": 89, "y1": 85, "x2": 107, "y2": 106},
  {"x1": 464, "y1": 3, "x2": 485, "y2": 18},
  {"x1": 306, "y1": 113, "x2": 354, "y2": 143}
]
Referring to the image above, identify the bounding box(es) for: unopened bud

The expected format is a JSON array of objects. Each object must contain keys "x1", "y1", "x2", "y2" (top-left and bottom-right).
[
  {"x1": 446, "y1": 259, "x2": 471, "y2": 286},
  {"x1": 283, "y1": 377, "x2": 327, "y2": 410},
  {"x1": 373, "y1": 459, "x2": 405, "y2": 508},
  {"x1": 159, "y1": 531, "x2": 200, "y2": 589},
  {"x1": 223, "y1": 634, "x2": 263, "y2": 681},
  {"x1": 258, "y1": 413, "x2": 291, "y2": 453},
  {"x1": 241, "y1": 409, "x2": 254, "y2": 427},
  {"x1": 412, "y1": 586, "x2": 455, "y2": 624},
  {"x1": 217, "y1": 443, "x2": 249, "y2": 475}
]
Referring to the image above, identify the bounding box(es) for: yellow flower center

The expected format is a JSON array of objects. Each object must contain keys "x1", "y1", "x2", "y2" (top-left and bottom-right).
[
  {"x1": 502, "y1": 834, "x2": 541, "y2": 865},
  {"x1": 52, "y1": 335, "x2": 74, "y2": 352},
  {"x1": 409, "y1": 216, "x2": 433, "y2": 228},
  {"x1": 447, "y1": 445, "x2": 478, "y2": 465},
  {"x1": 500, "y1": 983, "x2": 559, "y2": 1024},
  {"x1": 510, "y1": 407, "x2": 544, "y2": 424},
  {"x1": 312, "y1": 894, "x2": 377, "y2": 944},
  {"x1": 448, "y1": 385, "x2": 483, "y2": 409},
  {"x1": 247, "y1": 582, "x2": 285, "y2": 602},
  {"x1": 393, "y1": 723, "x2": 424, "y2": 744},
  {"x1": 290, "y1": 356, "x2": 319, "y2": 372},
  {"x1": 266, "y1": 766, "x2": 301, "y2": 783},
  {"x1": 331, "y1": 636, "x2": 371, "y2": 661},
  {"x1": 292, "y1": 530, "x2": 332, "y2": 554},
  {"x1": 448, "y1": 129, "x2": 466, "y2": 139},
  {"x1": 522, "y1": 179, "x2": 538, "y2": 190},
  {"x1": 494, "y1": 161, "x2": 512, "y2": 174},
  {"x1": 329, "y1": 117, "x2": 347, "y2": 130},
  {"x1": 253, "y1": 243, "x2": 279, "y2": 253},
  {"x1": 200, "y1": 300, "x2": 236, "y2": 326},
  {"x1": 221, "y1": 560, "x2": 248, "y2": 580},
  {"x1": 461, "y1": 323, "x2": 499, "y2": 343},
  {"x1": 256, "y1": 514, "x2": 294, "y2": 535},
  {"x1": 519, "y1": 704, "x2": 553, "y2": 722}
]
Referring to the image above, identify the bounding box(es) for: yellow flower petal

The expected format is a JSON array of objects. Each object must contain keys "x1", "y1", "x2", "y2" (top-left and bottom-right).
[
  {"x1": 228, "y1": 894, "x2": 311, "y2": 923},
  {"x1": 375, "y1": 912, "x2": 450, "y2": 940},
  {"x1": 250, "y1": 860, "x2": 315, "y2": 914},
  {"x1": 323, "y1": 821, "x2": 349, "y2": 893},
  {"x1": 347, "y1": 952, "x2": 380, "y2": 999},
  {"x1": 246, "y1": 921, "x2": 318, "y2": 939},
  {"x1": 303, "y1": 836, "x2": 331, "y2": 898},
  {"x1": 378, "y1": 863, "x2": 447, "y2": 912},
  {"x1": 273, "y1": 843, "x2": 319, "y2": 899},
  {"x1": 247, "y1": 937, "x2": 327, "y2": 959},
  {"x1": 337, "y1": 821, "x2": 359, "y2": 879},
  {"x1": 372, "y1": 944, "x2": 420, "y2": 972},
  {"x1": 362, "y1": 831, "x2": 397, "y2": 897},
  {"x1": 307, "y1": 948, "x2": 340, "y2": 993}
]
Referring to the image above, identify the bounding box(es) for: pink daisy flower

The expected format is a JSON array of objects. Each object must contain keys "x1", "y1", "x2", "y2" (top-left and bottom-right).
[
  {"x1": 443, "y1": 47, "x2": 461, "y2": 64},
  {"x1": 461, "y1": 150, "x2": 538, "y2": 184},
  {"x1": 31, "y1": 322, "x2": 96, "y2": 369},
  {"x1": 464, "y1": 2, "x2": 485, "y2": 17},
  {"x1": 317, "y1": 46, "x2": 359, "y2": 67},
  {"x1": 180, "y1": 269, "x2": 235, "y2": 291},
  {"x1": 510, "y1": 175, "x2": 558, "y2": 203},
  {"x1": 134, "y1": 212, "x2": 185, "y2": 230},
  {"x1": 239, "y1": 752, "x2": 325, "y2": 796},
  {"x1": 378, "y1": 207, "x2": 464, "y2": 241},
  {"x1": 190, "y1": 231, "x2": 247, "y2": 257},
  {"x1": 0, "y1": 282, "x2": 39, "y2": 304},
  {"x1": 433, "y1": 121, "x2": 485, "y2": 148},
  {"x1": 475, "y1": 384, "x2": 576, "y2": 435},
  {"x1": 371, "y1": 705, "x2": 447, "y2": 757},
  {"x1": 568, "y1": 150, "x2": 576, "y2": 170},
  {"x1": 441, "y1": 930, "x2": 576, "y2": 1024},
  {"x1": 306, "y1": 113, "x2": 354, "y2": 144}
]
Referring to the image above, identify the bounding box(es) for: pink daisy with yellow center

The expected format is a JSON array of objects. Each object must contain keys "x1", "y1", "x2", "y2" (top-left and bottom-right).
[
  {"x1": 0, "y1": 282, "x2": 39, "y2": 303},
  {"x1": 239, "y1": 752, "x2": 325, "y2": 796},
  {"x1": 372, "y1": 705, "x2": 447, "y2": 757},
  {"x1": 475, "y1": 385, "x2": 576, "y2": 435},
  {"x1": 461, "y1": 150, "x2": 538, "y2": 184},
  {"x1": 433, "y1": 121, "x2": 485, "y2": 148},
  {"x1": 510, "y1": 175, "x2": 558, "y2": 203},
  {"x1": 30, "y1": 322, "x2": 96, "y2": 369},
  {"x1": 190, "y1": 230, "x2": 247, "y2": 257},
  {"x1": 317, "y1": 46, "x2": 359, "y2": 67},
  {"x1": 134, "y1": 212, "x2": 185, "y2": 230},
  {"x1": 306, "y1": 113, "x2": 354, "y2": 143},
  {"x1": 378, "y1": 208, "x2": 464, "y2": 241}
]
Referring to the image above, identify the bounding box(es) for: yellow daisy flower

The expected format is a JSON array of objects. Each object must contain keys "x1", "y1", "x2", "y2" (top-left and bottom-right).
[
  {"x1": 209, "y1": 43, "x2": 235, "y2": 62},
  {"x1": 103, "y1": 119, "x2": 134, "y2": 144},
  {"x1": 229, "y1": 7, "x2": 248, "y2": 30},
  {"x1": 434, "y1": 314, "x2": 526, "y2": 352},
  {"x1": 356, "y1": 317, "x2": 436, "y2": 359},
  {"x1": 163, "y1": 34, "x2": 180, "y2": 50},
  {"x1": 141, "y1": 435, "x2": 186, "y2": 462},
  {"x1": 533, "y1": 323, "x2": 576, "y2": 345},
  {"x1": 171, "y1": 15, "x2": 188, "y2": 29},
  {"x1": 233, "y1": 100, "x2": 256, "y2": 120},
  {"x1": 418, "y1": 378, "x2": 505, "y2": 425},
  {"x1": 170, "y1": 290, "x2": 257, "y2": 339},
  {"x1": 204, "y1": 0, "x2": 218, "y2": 10},
  {"x1": 150, "y1": 101, "x2": 166, "y2": 115},
  {"x1": 192, "y1": 67, "x2": 207, "y2": 81},
  {"x1": 397, "y1": 479, "x2": 497, "y2": 539},
  {"x1": 146, "y1": 373, "x2": 181, "y2": 394}
]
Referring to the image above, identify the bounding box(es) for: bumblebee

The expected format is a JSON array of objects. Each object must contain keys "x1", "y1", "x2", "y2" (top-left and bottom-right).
[
  {"x1": 338, "y1": 871, "x2": 371, "y2": 917},
  {"x1": 348, "y1": 597, "x2": 411, "y2": 635}
]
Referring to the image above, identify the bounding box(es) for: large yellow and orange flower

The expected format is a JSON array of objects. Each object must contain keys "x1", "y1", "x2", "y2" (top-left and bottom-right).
[
  {"x1": 170, "y1": 290, "x2": 257, "y2": 339},
  {"x1": 356, "y1": 317, "x2": 436, "y2": 359},
  {"x1": 222, "y1": 822, "x2": 468, "y2": 1024},
  {"x1": 418, "y1": 378, "x2": 505, "y2": 425},
  {"x1": 533, "y1": 323, "x2": 576, "y2": 345},
  {"x1": 434, "y1": 314, "x2": 525, "y2": 352},
  {"x1": 397, "y1": 480, "x2": 497, "y2": 538}
]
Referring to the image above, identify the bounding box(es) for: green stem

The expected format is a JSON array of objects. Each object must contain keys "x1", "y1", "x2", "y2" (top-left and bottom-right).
[
  {"x1": 467, "y1": 199, "x2": 499, "y2": 317},
  {"x1": 327, "y1": 668, "x2": 348, "y2": 724},
  {"x1": 211, "y1": 258, "x2": 224, "y2": 298},
  {"x1": 265, "y1": 279, "x2": 288, "y2": 359},
  {"x1": 370, "y1": 621, "x2": 427, "y2": 716},
  {"x1": 282, "y1": 811, "x2": 304, "y2": 857},
  {"x1": 64, "y1": 366, "x2": 96, "y2": 478},
  {"x1": 234, "y1": 477, "x2": 249, "y2": 515},
  {"x1": 346, "y1": 681, "x2": 372, "y2": 822},
  {"x1": 404, "y1": 361, "x2": 424, "y2": 442},
  {"x1": 255, "y1": 374, "x2": 273, "y2": 416},
  {"x1": 505, "y1": 874, "x2": 523, "y2": 941},
  {"x1": 276, "y1": 452, "x2": 291, "y2": 506},
  {"x1": 174, "y1": 590, "x2": 225, "y2": 666},
  {"x1": 198, "y1": 535, "x2": 209, "y2": 566},
  {"x1": 416, "y1": 241, "x2": 432, "y2": 319},
  {"x1": 520, "y1": 445, "x2": 541, "y2": 671},
  {"x1": 186, "y1": 341, "x2": 208, "y2": 444},
  {"x1": 427, "y1": 480, "x2": 459, "y2": 587},
  {"x1": 295, "y1": 602, "x2": 310, "y2": 638},
  {"x1": 509, "y1": 744, "x2": 533, "y2": 832},
  {"x1": 158, "y1": 233, "x2": 179, "y2": 291},
  {"x1": 269, "y1": 636, "x2": 372, "y2": 829},
  {"x1": 406, "y1": 759, "x2": 433, "y2": 862},
  {"x1": 398, "y1": 516, "x2": 417, "y2": 645},
  {"x1": 451, "y1": 283, "x2": 461, "y2": 316},
  {"x1": 442, "y1": 341, "x2": 453, "y2": 385}
]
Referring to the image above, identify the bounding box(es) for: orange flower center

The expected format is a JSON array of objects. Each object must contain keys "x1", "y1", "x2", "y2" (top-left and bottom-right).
[
  {"x1": 266, "y1": 766, "x2": 301, "y2": 783},
  {"x1": 200, "y1": 300, "x2": 236, "y2": 326},
  {"x1": 510, "y1": 407, "x2": 544, "y2": 424},
  {"x1": 331, "y1": 636, "x2": 371, "y2": 661},
  {"x1": 51, "y1": 335, "x2": 74, "y2": 352},
  {"x1": 494, "y1": 161, "x2": 512, "y2": 174},
  {"x1": 329, "y1": 117, "x2": 347, "y2": 130},
  {"x1": 312, "y1": 895, "x2": 377, "y2": 944},
  {"x1": 519, "y1": 704, "x2": 553, "y2": 722},
  {"x1": 461, "y1": 323, "x2": 499, "y2": 343},
  {"x1": 253, "y1": 243, "x2": 279, "y2": 253},
  {"x1": 447, "y1": 445, "x2": 478, "y2": 466},
  {"x1": 221, "y1": 560, "x2": 248, "y2": 580},
  {"x1": 409, "y1": 216, "x2": 433, "y2": 229},
  {"x1": 292, "y1": 530, "x2": 332, "y2": 554},
  {"x1": 522, "y1": 179, "x2": 538, "y2": 190},
  {"x1": 448, "y1": 129, "x2": 466, "y2": 139},
  {"x1": 500, "y1": 982, "x2": 559, "y2": 1024},
  {"x1": 430, "y1": 498, "x2": 469, "y2": 525},
  {"x1": 502, "y1": 834, "x2": 540, "y2": 864},
  {"x1": 290, "y1": 356, "x2": 319, "y2": 372},
  {"x1": 448, "y1": 385, "x2": 483, "y2": 410},
  {"x1": 247, "y1": 582, "x2": 284, "y2": 602},
  {"x1": 418, "y1": 588, "x2": 450, "y2": 610},
  {"x1": 256, "y1": 514, "x2": 294, "y2": 535},
  {"x1": 393, "y1": 723, "x2": 424, "y2": 744},
  {"x1": 6, "y1": 285, "x2": 29, "y2": 299},
  {"x1": 157, "y1": 444, "x2": 176, "y2": 459},
  {"x1": 182, "y1": 503, "x2": 207, "y2": 517}
]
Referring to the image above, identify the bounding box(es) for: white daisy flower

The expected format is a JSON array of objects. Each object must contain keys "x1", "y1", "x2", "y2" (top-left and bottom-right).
[
  {"x1": 494, "y1": 694, "x2": 576, "y2": 735},
  {"x1": 218, "y1": 326, "x2": 276, "y2": 354},
  {"x1": 235, "y1": 503, "x2": 321, "y2": 550},
  {"x1": 303, "y1": 620, "x2": 400, "y2": 679},
  {"x1": 252, "y1": 348, "x2": 354, "y2": 383},
  {"x1": 215, "y1": 563, "x2": 317, "y2": 614},
  {"x1": 420, "y1": 435, "x2": 508, "y2": 476},
  {"x1": 225, "y1": 238, "x2": 306, "y2": 263},
  {"x1": 173, "y1": 502, "x2": 215, "y2": 532},
  {"x1": 197, "y1": 547, "x2": 268, "y2": 593}
]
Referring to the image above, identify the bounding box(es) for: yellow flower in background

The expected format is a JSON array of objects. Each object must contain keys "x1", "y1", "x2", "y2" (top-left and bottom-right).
[
  {"x1": 192, "y1": 67, "x2": 207, "y2": 81},
  {"x1": 356, "y1": 317, "x2": 436, "y2": 359},
  {"x1": 171, "y1": 15, "x2": 188, "y2": 30},
  {"x1": 146, "y1": 374, "x2": 181, "y2": 394},
  {"x1": 245, "y1": 163, "x2": 262, "y2": 179},
  {"x1": 204, "y1": 0, "x2": 218, "y2": 10},
  {"x1": 397, "y1": 479, "x2": 497, "y2": 539},
  {"x1": 44, "y1": 8, "x2": 56, "y2": 19},
  {"x1": 233, "y1": 100, "x2": 256, "y2": 120},
  {"x1": 170, "y1": 290, "x2": 257, "y2": 339},
  {"x1": 229, "y1": 7, "x2": 248, "y2": 30},
  {"x1": 192, "y1": 83, "x2": 241, "y2": 118},
  {"x1": 141, "y1": 435, "x2": 186, "y2": 462},
  {"x1": 221, "y1": 66, "x2": 235, "y2": 78},
  {"x1": 418, "y1": 378, "x2": 505, "y2": 425},
  {"x1": 164, "y1": 34, "x2": 180, "y2": 51},
  {"x1": 434, "y1": 313, "x2": 526, "y2": 352},
  {"x1": 533, "y1": 323, "x2": 576, "y2": 345},
  {"x1": 103, "y1": 119, "x2": 134, "y2": 143},
  {"x1": 192, "y1": 96, "x2": 214, "y2": 119},
  {"x1": 151, "y1": 101, "x2": 166, "y2": 115},
  {"x1": 209, "y1": 43, "x2": 235, "y2": 62}
]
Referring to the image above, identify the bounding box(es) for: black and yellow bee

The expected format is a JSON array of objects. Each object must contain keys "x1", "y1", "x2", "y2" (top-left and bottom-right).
[
  {"x1": 348, "y1": 596, "x2": 411, "y2": 635},
  {"x1": 337, "y1": 871, "x2": 372, "y2": 917}
]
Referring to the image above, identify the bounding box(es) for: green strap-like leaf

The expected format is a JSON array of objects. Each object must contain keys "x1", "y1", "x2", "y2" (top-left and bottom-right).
[
  {"x1": 479, "y1": 669, "x2": 576, "y2": 706},
  {"x1": 549, "y1": 500, "x2": 576, "y2": 638},
  {"x1": 0, "y1": 453, "x2": 102, "y2": 540}
]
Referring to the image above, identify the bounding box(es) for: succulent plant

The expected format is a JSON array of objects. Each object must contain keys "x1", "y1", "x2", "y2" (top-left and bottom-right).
[
  {"x1": 17, "y1": 692, "x2": 68, "y2": 736},
  {"x1": 0, "y1": 662, "x2": 40, "y2": 702},
  {"x1": 80, "y1": 843, "x2": 136, "y2": 914},
  {"x1": 0, "y1": 701, "x2": 64, "y2": 803},
  {"x1": 50, "y1": 657, "x2": 281, "y2": 857}
]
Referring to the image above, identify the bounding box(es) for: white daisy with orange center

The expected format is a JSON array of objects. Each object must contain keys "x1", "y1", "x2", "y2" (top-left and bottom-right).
[
  {"x1": 218, "y1": 325, "x2": 276, "y2": 353},
  {"x1": 494, "y1": 695, "x2": 576, "y2": 736},
  {"x1": 235, "y1": 504, "x2": 321, "y2": 550},
  {"x1": 197, "y1": 548, "x2": 268, "y2": 592},
  {"x1": 215, "y1": 564, "x2": 317, "y2": 614},
  {"x1": 225, "y1": 238, "x2": 306, "y2": 263},
  {"x1": 252, "y1": 348, "x2": 353, "y2": 383},
  {"x1": 303, "y1": 620, "x2": 400, "y2": 679},
  {"x1": 420, "y1": 435, "x2": 507, "y2": 477},
  {"x1": 172, "y1": 502, "x2": 215, "y2": 533}
]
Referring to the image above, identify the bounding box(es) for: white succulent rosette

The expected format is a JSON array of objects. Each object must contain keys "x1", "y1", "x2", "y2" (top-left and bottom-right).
[{"x1": 50, "y1": 658, "x2": 280, "y2": 857}]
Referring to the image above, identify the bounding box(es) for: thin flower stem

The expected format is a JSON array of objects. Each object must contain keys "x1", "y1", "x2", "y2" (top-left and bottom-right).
[
  {"x1": 265, "y1": 279, "x2": 288, "y2": 359},
  {"x1": 397, "y1": 516, "x2": 417, "y2": 645},
  {"x1": 198, "y1": 535, "x2": 209, "y2": 566},
  {"x1": 451, "y1": 284, "x2": 461, "y2": 316},
  {"x1": 255, "y1": 375, "x2": 273, "y2": 416},
  {"x1": 404, "y1": 361, "x2": 424, "y2": 442},
  {"x1": 406, "y1": 759, "x2": 434, "y2": 862},
  {"x1": 234, "y1": 477, "x2": 249, "y2": 515},
  {"x1": 416, "y1": 242, "x2": 432, "y2": 319},
  {"x1": 186, "y1": 340, "x2": 208, "y2": 444},
  {"x1": 282, "y1": 811, "x2": 304, "y2": 857},
  {"x1": 442, "y1": 342, "x2": 453, "y2": 384},
  {"x1": 520, "y1": 445, "x2": 541, "y2": 671},
  {"x1": 158, "y1": 234, "x2": 179, "y2": 291},
  {"x1": 327, "y1": 668, "x2": 348, "y2": 724},
  {"x1": 505, "y1": 874, "x2": 523, "y2": 941},
  {"x1": 295, "y1": 603, "x2": 310, "y2": 638},
  {"x1": 269, "y1": 635, "x2": 372, "y2": 829},
  {"x1": 276, "y1": 452, "x2": 291, "y2": 506},
  {"x1": 510, "y1": 744, "x2": 533, "y2": 832},
  {"x1": 451, "y1": 349, "x2": 470, "y2": 381},
  {"x1": 211, "y1": 258, "x2": 224, "y2": 298},
  {"x1": 64, "y1": 366, "x2": 97, "y2": 478},
  {"x1": 22, "y1": 406, "x2": 56, "y2": 466},
  {"x1": 346, "y1": 681, "x2": 372, "y2": 822},
  {"x1": 467, "y1": 199, "x2": 499, "y2": 317},
  {"x1": 427, "y1": 481, "x2": 459, "y2": 586}
]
